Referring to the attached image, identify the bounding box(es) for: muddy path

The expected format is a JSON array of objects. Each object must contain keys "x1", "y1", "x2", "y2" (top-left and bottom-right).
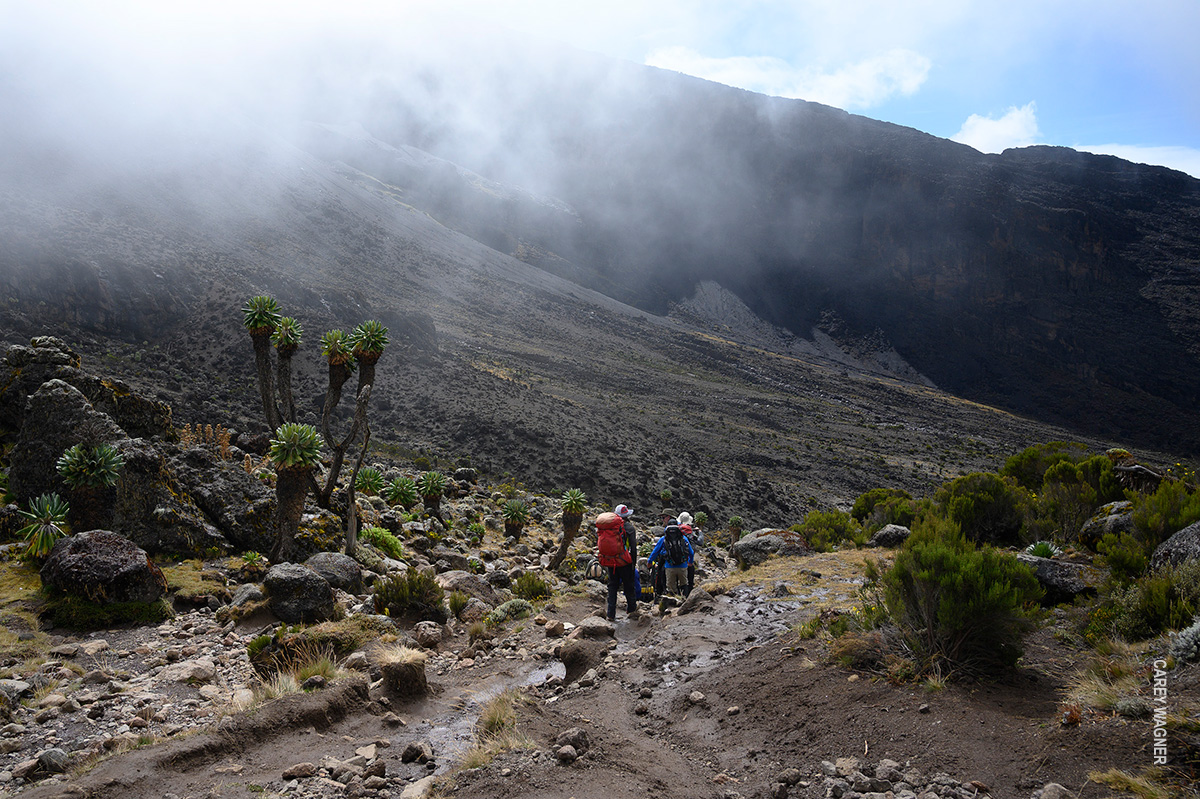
[{"x1": 13, "y1": 553, "x2": 829, "y2": 799}]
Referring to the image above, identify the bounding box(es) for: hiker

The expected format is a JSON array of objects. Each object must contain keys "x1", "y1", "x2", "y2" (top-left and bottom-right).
[
  {"x1": 648, "y1": 520, "x2": 694, "y2": 597},
  {"x1": 596, "y1": 505, "x2": 639, "y2": 621},
  {"x1": 677, "y1": 511, "x2": 700, "y2": 595},
  {"x1": 648, "y1": 508, "x2": 674, "y2": 598}
]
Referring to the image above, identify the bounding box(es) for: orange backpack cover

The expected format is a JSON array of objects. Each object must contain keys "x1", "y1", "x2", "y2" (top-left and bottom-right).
[{"x1": 595, "y1": 512, "x2": 632, "y2": 568}]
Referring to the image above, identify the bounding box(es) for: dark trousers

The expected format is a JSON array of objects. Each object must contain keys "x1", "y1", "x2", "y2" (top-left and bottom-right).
[{"x1": 607, "y1": 563, "x2": 638, "y2": 618}]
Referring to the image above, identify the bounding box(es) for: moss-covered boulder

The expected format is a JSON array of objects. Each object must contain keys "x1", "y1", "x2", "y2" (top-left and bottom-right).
[{"x1": 40, "y1": 530, "x2": 168, "y2": 604}]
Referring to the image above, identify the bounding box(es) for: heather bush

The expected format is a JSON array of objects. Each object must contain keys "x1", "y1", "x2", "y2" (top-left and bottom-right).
[
  {"x1": 882, "y1": 515, "x2": 1043, "y2": 676},
  {"x1": 512, "y1": 572, "x2": 552, "y2": 601},
  {"x1": 793, "y1": 509, "x2": 863, "y2": 552},
  {"x1": 851, "y1": 488, "x2": 920, "y2": 534},
  {"x1": 1102, "y1": 560, "x2": 1200, "y2": 641},
  {"x1": 1130, "y1": 478, "x2": 1200, "y2": 551},
  {"x1": 934, "y1": 472, "x2": 1032, "y2": 546},
  {"x1": 1096, "y1": 531, "x2": 1149, "y2": 586},
  {"x1": 1001, "y1": 441, "x2": 1090, "y2": 491},
  {"x1": 373, "y1": 569, "x2": 447, "y2": 623}
]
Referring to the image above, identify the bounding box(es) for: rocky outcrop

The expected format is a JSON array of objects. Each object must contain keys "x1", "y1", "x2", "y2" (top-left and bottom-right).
[
  {"x1": 867, "y1": 524, "x2": 911, "y2": 548},
  {"x1": 1079, "y1": 501, "x2": 1135, "y2": 548},
  {"x1": 167, "y1": 446, "x2": 276, "y2": 554},
  {"x1": 306, "y1": 552, "x2": 365, "y2": 594},
  {"x1": 0, "y1": 337, "x2": 171, "y2": 452},
  {"x1": 1016, "y1": 554, "x2": 1101, "y2": 605},
  {"x1": 730, "y1": 528, "x2": 812, "y2": 567},
  {"x1": 112, "y1": 439, "x2": 228, "y2": 555},
  {"x1": 40, "y1": 531, "x2": 167, "y2": 605},
  {"x1": 7, "y1": 379, "x2": 126, "y2": 505},
  {"x1": 264, "y1": 563, "x2": 337, "y2": 624},
  {"x1": 1150, "y1": 520, "x2": 1200, "y2": 570}
]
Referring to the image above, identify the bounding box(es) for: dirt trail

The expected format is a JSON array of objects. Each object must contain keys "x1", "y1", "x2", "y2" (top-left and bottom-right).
[{"x1": 10, "y1": 552, "x2": 1184, "y2": 799}]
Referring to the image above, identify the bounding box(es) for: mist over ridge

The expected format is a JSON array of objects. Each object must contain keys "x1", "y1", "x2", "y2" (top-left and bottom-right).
[{"x1": 2, "y1": 5, "x2": 1199, "y2": 520}]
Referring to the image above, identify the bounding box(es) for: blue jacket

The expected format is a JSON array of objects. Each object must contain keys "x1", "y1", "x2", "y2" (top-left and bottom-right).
[{"x1": 649, "y1": 533, "x2": 694, "y2": 569}]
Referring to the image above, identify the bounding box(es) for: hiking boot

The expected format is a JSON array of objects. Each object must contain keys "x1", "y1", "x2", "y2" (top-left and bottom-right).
[
  {"x1": 606, "y1": 614, "x2": 616, "y2": 622},
  {"x1": 627, "y1": 609, "x2": 640, "y2": 620}
]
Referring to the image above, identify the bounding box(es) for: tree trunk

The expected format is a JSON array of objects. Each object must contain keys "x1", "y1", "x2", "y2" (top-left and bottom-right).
[
  {"x1": 548, "y1": 513, "x2": 583, "y2": 570},
  {"x1": 251, "y1": 331, "x2": 280, "y2": 432},
  {"x1": 344, "y1": 402, "x2": 372, "y2": 559},
  {"x1": 271, "y1": 465, "x2": 313, "y2": 563},
  {"x1": 277, "y1": 347, "x2": 297, "y2": 423},
  {"x1": 316, "y1": 364, "x2": 359, "y2": 509}
]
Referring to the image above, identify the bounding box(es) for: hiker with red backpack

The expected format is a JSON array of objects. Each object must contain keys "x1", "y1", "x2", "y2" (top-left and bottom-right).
[
  {"x1": 596, "y1": 504, "x2": 639, "y2": 622},
  {"x1": 648, "y1": 519, "x2": 694, "y2": 597}
]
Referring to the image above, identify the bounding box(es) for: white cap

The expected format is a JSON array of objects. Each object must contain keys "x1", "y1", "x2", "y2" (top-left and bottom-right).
[
  {"x1": 615, "y1": 504, "x2": 633, "y2": 518},
  {"x1": 677, "y1": 512, "x2": 693, "y2": 525}
]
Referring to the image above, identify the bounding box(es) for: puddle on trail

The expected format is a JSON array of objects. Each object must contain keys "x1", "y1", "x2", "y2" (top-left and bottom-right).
[{"x1": 417, "y1": 659, "x2": 565, "y2": 772}]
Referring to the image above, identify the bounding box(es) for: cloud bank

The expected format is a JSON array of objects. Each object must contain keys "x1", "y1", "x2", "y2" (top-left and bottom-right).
[
  {"x1": 951, "y1": 102, "x2": 1041, "y2": 153},
  {"x1": 645, "y1": 47, "x2": 930, "y2": 109}
]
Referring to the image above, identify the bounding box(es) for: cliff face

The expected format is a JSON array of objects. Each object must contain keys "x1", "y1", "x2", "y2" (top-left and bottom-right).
[
  {"x1": 2, "y1": 33, "x2": 1199, "y2": 457},
  {"x1": 339, "y1": 63, "x2": 1200, "y2": 450}
]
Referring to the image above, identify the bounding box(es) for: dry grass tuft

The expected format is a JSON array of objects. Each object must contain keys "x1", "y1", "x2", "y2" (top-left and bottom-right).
[{"x1": 375, "y1": 644, "x2": 429, "y2": 696}]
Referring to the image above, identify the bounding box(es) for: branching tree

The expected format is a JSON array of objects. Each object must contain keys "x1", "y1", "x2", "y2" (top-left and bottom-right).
[
  {"x1": 549, "y1": 488, "x2": 587, "y2": 570},
  {"x1": 268, "y1": 423, "x2": 324, "y2": 563},
  {"x1": 242, "y1": 296, "x2": 283, "y2": 432},
  {"x1": 271, "y1": 316, "x2": 303, "y2": 424}
]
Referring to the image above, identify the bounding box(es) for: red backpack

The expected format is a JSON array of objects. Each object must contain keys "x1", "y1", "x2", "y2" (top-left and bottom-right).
[{"x1": 595, "y1": 512, "x2": 632, "y2": 568}]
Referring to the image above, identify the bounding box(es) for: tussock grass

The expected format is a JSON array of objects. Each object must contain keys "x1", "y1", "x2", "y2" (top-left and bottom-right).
[
  {"x1": 1089, "y1": 768, "x2": 1171, "y2": 799},
  {"x1": 1064, "y1": 639, "x2": 1148, "y2": 712},
  {"x1": 456, "y1": 688, "x2": 535, "y2": 770}
]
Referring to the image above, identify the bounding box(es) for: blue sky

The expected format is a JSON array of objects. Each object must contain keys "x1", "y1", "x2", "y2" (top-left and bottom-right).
[
  {"x1": 437, "y1": 0, "x2": 1200, "y2": 177},
  {"x1": 5, "y1": 1, "x2": 1198, "y2": 178}
]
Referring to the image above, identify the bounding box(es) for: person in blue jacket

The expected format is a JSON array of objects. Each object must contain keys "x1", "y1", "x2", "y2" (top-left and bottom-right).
[{"x1": 648, "y1": 521, "x2": 694, "y2": 597}]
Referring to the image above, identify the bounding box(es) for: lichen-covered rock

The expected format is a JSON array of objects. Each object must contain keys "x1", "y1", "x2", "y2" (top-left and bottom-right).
[
  {"x1": 1015, "y1": 553, "x2": 1101, "y2": 605},
  {"x1": 113, "y1": 438, "x2": 228, "y2": 555},
  {"x1": 8, "y1": 379, "x2": 126, "y2": 504},
  {"x1": 730, "y1": 528, "x2": 811, "y2": 567},
  {"x1": 1151, "y1": 519, "x2": 1200, "y2": 570},
  {"x1": 40, "y1": 531, "x2": 168, "y2": 604},
  {"x1": 293, "y1": 509, "x2": 346, "y2": 561},
  {"x1": 167, "y1": 446, "x2": 276, "y2": 554},
  {"x1": 0, "y1": 337, "x2": 170, "y2": 450},
  {"x1": 867, "y1": 524, "x2": 911, "y2": 548},
  {"x1": 1079, "y1": 501, "x2": 1135, "y2": 548},
  {"x1": 263, "y1": 563, "x2": 336, "y2": 624},
  {"x1": 435, "y1": 570, "x2": 503, "y2": 605},
  {"x1": 306, "y1": 552, "x2": 364, "y2": 594}
]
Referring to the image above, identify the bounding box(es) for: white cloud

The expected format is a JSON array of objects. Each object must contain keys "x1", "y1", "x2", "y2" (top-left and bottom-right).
[
  {"x1": 952, "y1": 102, "x2": 1040, "y2": 153},
  {"x1": 644, "y1": 46, "x2": 930, "y2": 109},
  {"x1": 1072, "y1": 144, "x2": 1200, "y2": 180}
]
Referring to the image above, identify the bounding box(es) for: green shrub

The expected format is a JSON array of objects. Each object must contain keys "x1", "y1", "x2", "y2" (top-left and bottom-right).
[
  {"x1": 1001, "y1": 441, "x2": 1089, "y2": 491},
  {"x1": 447, "y1": 590, "x2": 470, "y2": 620},
  {"x1": 851, "y1": 488, "x2": 918, "y2": 534},
  {"x1": 794, "y1": 509, "x2": 863, "y2": 552},
  {"x1": 692, "y1": 511, "x2": 708, "y2": 528},
  {"x1": 1103, "y1": 561, "x2": 1200, "y2": 641},
  {"x1": 360, "y1": 526, "x2": 405, "y2": 561},
  {"x1": 512, "y1": 572, "x2": 552, "y2": 601},
  {"x1": 373, "y1": 570, "x2": 447, "y2": 623},
  {"x1": 1038, "y1": 461, "x2": 1098, "y2": 543},
  {"x1": 882, "y1": 515, "x2": 1043, "y2": 676},
  {"x1": 1131, "y1": 478, "x2": 1200, "y2": 551},
  {"x1": 1096, "y1": 532, "x2": 1149, "y2": 586},
  {"x1": 934, "y1": 472, "x2": 1031, "y2": 546}
]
